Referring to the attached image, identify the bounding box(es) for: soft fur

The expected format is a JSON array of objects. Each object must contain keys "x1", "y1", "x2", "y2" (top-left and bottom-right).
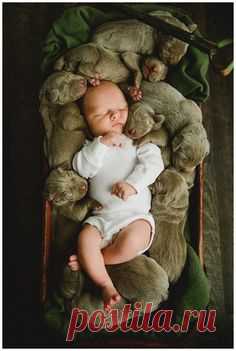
[
  {"x1": 62, "y1": 255, "x2": 169, "y2": 317},
  {"x1": 54, "y1": 43, "x2": 131, "y2": 84},
  {"x1": 172, "y1": 123, "x2": 210, "y2": 173},
  {"x1": 54, "y1": 42, "x2": 164, "y2": 91},
  {"x1": 124, "y1": 81, "x2": 209, "y2": 172},
  {"x1": 92, "y1": 19, "x2": 157, "y2": 55},
  {"x1": 149, "y1": 168, "x2": 189, "y2": 283},
  {"x1": 44, "y1": 167, "x2": 99, "y2": 222},
  {"x1": 149, "y1": 10, "x2": 197, "y2": 65},
  {"x1": 92, "y1": 11, "x2": 195, "y2": 66},
  {"x1": 39, "y1": 71, "x2": 90, "y2": 168},
  {"x1": 40, "y1": 102, "x2": 88, "y2": 168},
  {"x1": 54, "y1": 42, "x2": 170, "y2": 92},
  {"x1": 136, "y1": 126, "x2": 169, "y2": 147},
  {"x1": 125, "y1": 81, "x2": 202, "y2": 137},
  {"x1": 142, "y1": 56, "x2": 168, "y2": 82},
  {"x1": 39, "y1": 71, "x2": 87, "y2": 105}
]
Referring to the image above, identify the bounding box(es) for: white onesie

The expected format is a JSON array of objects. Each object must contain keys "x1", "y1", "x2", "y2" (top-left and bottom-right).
[{"x1": 72, "y1": 134, "x2": 164, "y2": 253}]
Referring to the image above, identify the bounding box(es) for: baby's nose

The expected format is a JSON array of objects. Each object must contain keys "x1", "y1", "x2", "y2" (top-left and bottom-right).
[{"x1": 110, "y1": 110, "x2": 120, "y2": 121}]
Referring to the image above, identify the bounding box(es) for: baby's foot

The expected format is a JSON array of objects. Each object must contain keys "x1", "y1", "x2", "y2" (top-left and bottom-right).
[
  {"x1": 68, "y1": 254, "x2": 80, "y2": 271},
  {"x1": 88, "y1": 73, "x2": 101, "y2": 86},
  {"x1": 102, "y1": 284, "x2": 121, "y2": 311},
  {"x1": 128, "y1": 86, "x2": 143, "y2": 101}
]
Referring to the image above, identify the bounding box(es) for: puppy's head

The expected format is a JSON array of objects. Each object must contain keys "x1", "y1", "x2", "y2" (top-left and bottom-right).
[
  {"x1": 44, "y1": 167, "x2": 88, "y2": 207},
  {"x1": 39, "y1": 71, "x2": 87, "y2": 105},
  {"x1": 172, "y1": 123, "x2": 210, "y2": 172},
  {"x1": 124, "y1": 103, "x2": 164, "y2": 139},
  {"x1": 159, "y1": 36, "x2": 188, "y2": 65},
  {"x1": 153, "y1": 168, "x2": 189, "y2": 209},
  {"x1": 142, "y1": 56, "x2": 168, "y2": 82}
]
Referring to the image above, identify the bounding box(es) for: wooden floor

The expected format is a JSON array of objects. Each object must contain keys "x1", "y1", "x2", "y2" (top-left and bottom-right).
[{"x1": 3, "y1": 3, "x2": 233, "y2": 348}]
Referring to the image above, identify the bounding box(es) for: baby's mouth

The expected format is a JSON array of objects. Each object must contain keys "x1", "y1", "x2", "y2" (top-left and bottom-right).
[{"x1": 113, "y1": 123, "x2": 123, "y2": 129}]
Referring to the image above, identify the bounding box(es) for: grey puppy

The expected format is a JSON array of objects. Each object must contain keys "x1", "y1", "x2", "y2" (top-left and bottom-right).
[
  {"x1": 61, "y1": 255, "x2": 169, "y2": 318},
  {"x1": 44, "y1": 167, "x2": 100, "y2": 222},
  {"x1": 172, "y1": 123, "x2": 210, "y2": 173},
  {"x1": 125, "y1": 81, "x2": 202, "y2": 137},
  {"x1": 149, "y1": 168, "x2": 189, "y2": 283},
  {"x1": 92, "y1": 19, "x2": 157, "y2": 55},
  {"x1": 54, "y1": 42, "x2": 154, "y2": 99},
  {"x1": 39, "y1": 72, "x2": 89, "y2": 168},
  {"x1": 39, "y1": 71, "x2": 87, "y2": 105},
  {"x1": 149, "y1": 10, "x2": 197, "y2": 65},
  {"x1": 92, "y1": 12, "x2": 196, "y2": 65},
  {"x1": 124, "y1": 81, "x2": 209, "y2": 172}
]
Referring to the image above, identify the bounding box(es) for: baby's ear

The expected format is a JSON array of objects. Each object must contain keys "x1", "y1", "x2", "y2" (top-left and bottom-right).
[{"x1": 153, "y1": 114, "x2": 165, "y2": 130}]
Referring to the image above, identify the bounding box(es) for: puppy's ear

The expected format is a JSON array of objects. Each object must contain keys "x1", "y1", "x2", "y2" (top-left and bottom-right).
[
  {"x1": 155, "y1": 180, "x2": 164, "y2": 194},
  {"x1": 54, "y1": 55, "x2": 65, "y2": 71},
  {"x1": 172, "y1": 135, "x2": 183, "y2": 152},
  {"x1": 153, "y1": 114, "x2": 165, "y2": 130},
  {"x1": 47, "y1": 88, "x2": 59, "y2": 104},
  {"x1": 58, "y1": 161, "x2": 71, "y2": 171}
]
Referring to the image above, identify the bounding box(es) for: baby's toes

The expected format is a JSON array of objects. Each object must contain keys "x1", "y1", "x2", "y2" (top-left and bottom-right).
[
  {"x1": 68, "y1": 255, "x2": 80, "y2": 271},
  {"x1": 68, "y1": 262, "x2": 80, "y2": 271},
  {"x1": 69, "y1": 254, "x2": 78, "y2": 262}
]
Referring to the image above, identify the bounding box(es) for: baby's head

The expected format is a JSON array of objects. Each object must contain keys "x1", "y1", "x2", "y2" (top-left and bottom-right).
[{"x1": 82, "y1": 81, "x2": 128, "y2": 136}]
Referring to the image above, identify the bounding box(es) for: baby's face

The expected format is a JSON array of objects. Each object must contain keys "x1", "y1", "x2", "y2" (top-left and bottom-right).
[{"x1": 83, "y1": 81, "x2": 128, "y2": 136}]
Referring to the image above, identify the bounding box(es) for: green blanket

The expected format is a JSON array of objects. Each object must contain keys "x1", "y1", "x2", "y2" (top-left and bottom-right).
[{"x1": 41, "y1": 4, "x2": 210, "y2": 102}]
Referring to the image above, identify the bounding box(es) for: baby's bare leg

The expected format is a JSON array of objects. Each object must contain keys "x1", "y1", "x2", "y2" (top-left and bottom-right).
[
  {"x1": 102, "y1": 220, "x2": 152, "y2": 265},
  {"x1": 77, "y1": 224, "x2": 121, "y2": 310}
]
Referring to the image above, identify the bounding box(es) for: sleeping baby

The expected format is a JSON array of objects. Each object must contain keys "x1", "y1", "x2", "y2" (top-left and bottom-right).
[{"x1": 68, "y1": 81, "x2": 164, "y2": 310}]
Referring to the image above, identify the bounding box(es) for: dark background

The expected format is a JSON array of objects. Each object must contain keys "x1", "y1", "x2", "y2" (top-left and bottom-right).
[{"x1": 3, "y1": 3, "x2": 233, "y2": 348}]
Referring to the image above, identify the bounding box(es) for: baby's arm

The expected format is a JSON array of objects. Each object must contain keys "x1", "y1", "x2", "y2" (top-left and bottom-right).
[
  {"x1": 113, "y1": 143, "x2": 164, "y2": 200},
  {"x1": 126, "y1": 143, "x2": 165, "y2": 191},
  {"x1": 72, "y1": 137, "x2": 109, "y2": 178}
]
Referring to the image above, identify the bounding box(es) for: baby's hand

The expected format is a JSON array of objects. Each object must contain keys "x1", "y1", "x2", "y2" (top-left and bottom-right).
[
  {"x1": 111, "y1": 181, "x2": 137, "y2": 201},
  {"x1": 100, "y1": 132, "x2": 123, "y2": 147}
]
